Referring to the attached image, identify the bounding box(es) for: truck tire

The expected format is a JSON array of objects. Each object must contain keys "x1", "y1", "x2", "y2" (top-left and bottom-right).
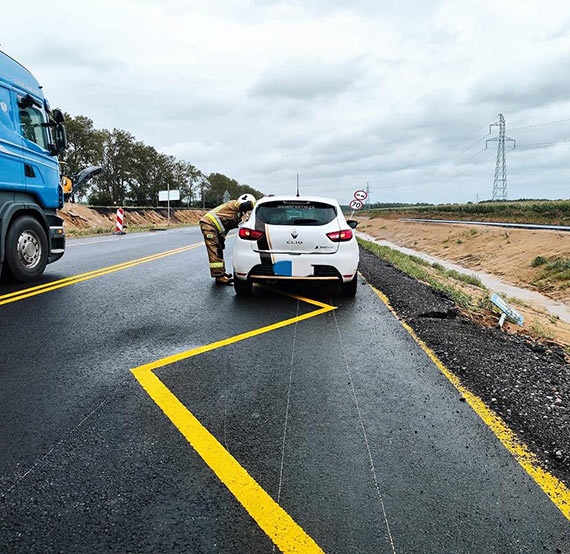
[
  {"x1": 234, "y1": 275, "x2": 253, "y2": 297},
  {"x1": 341, "y1": 275, "x2": 358, "y2": 297},
  {"x1": 5, "y1": 216, "x2": 48, "y2": 283}
]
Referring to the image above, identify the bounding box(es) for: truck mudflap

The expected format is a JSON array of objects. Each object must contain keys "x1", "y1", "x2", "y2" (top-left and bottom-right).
[{"x1": 48, "y1": 224, "x2": 65, "y2": 263}]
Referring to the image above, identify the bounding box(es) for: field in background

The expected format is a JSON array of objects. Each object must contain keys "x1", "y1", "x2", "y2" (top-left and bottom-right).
[{"x1": 362, "y1": 199, "x2": 570, "y2": 225}]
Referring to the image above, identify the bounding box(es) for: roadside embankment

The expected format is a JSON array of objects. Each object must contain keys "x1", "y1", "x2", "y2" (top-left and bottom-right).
[
  {"x1": 357, "y1": 216, "x2": 570, "y2": 336},
  {"x1": 358, "y1": 241, "x2": 570, "y2": 489},
  {"x1": 59, "y1": 203, "x2": 206, "y2": 236}
]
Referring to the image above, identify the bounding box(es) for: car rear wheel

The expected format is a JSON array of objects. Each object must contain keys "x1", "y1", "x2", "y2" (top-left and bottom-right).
[
  {"x1": 5, "y1": 216, "x2": 48, "y2": 283},
  {"x1": 341, "y1": 275, "x2": 358, "y2": 297},
  {"x1": 234, "y1": 275, "x2": 253, "y2": 297}
]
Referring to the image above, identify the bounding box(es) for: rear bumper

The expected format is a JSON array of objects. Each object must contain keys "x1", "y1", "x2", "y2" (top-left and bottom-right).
[{"x1": 232, "y1": 242, "x2": 359, "y2": 283}]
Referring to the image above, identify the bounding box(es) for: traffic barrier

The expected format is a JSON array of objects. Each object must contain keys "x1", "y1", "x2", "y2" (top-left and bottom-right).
[{"x1": 113, "y1": 208, "x2": 126, "y2": 235}]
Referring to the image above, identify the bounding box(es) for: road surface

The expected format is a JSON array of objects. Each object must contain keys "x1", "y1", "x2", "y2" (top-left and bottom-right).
[{"x1": 0, "y1": 226, "x2": 568, "y2": 553}]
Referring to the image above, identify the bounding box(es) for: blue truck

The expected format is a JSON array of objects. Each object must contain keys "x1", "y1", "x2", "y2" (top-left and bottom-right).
[{"x1": 0, "y1": 49, "x2": 69, "y2": 282}]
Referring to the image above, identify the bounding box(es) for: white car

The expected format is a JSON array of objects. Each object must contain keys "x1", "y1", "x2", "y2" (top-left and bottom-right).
[{"x1": 232, "y1": 195, "x2": 359, "y2": 296}]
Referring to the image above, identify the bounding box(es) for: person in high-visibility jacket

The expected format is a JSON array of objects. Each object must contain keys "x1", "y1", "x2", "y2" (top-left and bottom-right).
[{"x1": 199, "y1": 194, "x2": 256, "y2": 285}]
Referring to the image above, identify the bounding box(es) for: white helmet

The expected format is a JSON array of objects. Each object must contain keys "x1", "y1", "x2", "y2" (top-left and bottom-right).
[{"x1": 238, "y1": 193, "x2": 256, "y2": 207}]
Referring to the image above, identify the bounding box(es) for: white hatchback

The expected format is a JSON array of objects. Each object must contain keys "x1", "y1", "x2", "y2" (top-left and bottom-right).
[{"x1": 232, "y1": 195, "x2": 359, "y2": 296}]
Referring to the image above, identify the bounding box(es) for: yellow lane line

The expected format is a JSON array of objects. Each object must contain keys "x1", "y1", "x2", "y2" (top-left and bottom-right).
[
  {"x1": 0, "y1": 244, "x2": 194, "y2": 300},
  {"x1": 131, "y1": 293, "x2": 335, "y2": 553},
  {"x1": 369, "y1": 283, "x2": 570, "y2": 522},
  {"x1": 0, "y1": 243, "x2": 202, "y2": 306}
]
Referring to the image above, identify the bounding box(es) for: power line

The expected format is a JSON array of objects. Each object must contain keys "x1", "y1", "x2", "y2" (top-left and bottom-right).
[
  {"x1": 516, "y1": 138, "x2": 570, "y2": 150},
  {"x1": 511, "y1": 117, "x2": 570, "y2": 131},
  {"x1": 447, "y1": 132, "x2": 490, "y2": 162}
]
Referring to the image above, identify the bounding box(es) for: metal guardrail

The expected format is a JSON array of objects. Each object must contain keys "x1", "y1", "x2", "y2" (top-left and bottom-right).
[{"x1": 401, "y1": 218, "x2": 570, "y2": 232}]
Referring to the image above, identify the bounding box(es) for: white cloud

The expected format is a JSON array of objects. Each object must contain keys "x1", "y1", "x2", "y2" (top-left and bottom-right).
[{"x1": 2, "y1": 0, "x2": 570, "y2": 203}]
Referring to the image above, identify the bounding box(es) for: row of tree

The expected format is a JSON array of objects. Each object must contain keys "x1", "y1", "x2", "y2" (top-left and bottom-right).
[{"x1": 59, "y1": 114, "x2": 262, "y2": 208}]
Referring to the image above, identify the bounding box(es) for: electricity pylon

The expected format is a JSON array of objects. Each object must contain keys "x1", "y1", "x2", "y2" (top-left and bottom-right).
[{"x1": 486, "y1": 114, "x2": 516, "y2": 201}]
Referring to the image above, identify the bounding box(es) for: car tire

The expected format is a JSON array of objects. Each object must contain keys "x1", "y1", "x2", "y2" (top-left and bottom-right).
[
  {"x1": 234, "y1": 275, "x2": 253, "y2": 297},
  {"x1": 341, "y1": 275, "x2": 358, "y2": 297},
  {"x1": 5, "y1": 216, "x2": 48, "y2": 283}
]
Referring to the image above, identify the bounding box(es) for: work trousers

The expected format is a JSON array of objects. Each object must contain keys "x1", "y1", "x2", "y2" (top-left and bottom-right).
[{"x1": 200, "y1": 221, "x2": 226, "y2": 277}]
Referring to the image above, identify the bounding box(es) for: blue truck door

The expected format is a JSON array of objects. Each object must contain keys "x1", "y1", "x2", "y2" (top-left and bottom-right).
[
  {"x1": 0, "y1": 84, "x2": 24, "y2": 192},
  {"x1": 17, "y1": 98, "x2": 59, "y2": 206}
]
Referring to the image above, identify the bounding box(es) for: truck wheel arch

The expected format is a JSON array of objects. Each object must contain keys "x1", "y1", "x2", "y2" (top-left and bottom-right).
[{"x1": 0, "y1": 203, "x2": 50, "y2": 264}]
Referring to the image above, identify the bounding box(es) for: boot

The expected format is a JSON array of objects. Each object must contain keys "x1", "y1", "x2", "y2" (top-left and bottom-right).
[{"x1": 215, "y1": 274, "x2": 234, "y2": 285}]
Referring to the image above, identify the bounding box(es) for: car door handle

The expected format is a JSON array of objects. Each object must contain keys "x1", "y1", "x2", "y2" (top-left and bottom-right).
[{"x1": 24, "y1": 164, "x2": 36, "y2": 178}]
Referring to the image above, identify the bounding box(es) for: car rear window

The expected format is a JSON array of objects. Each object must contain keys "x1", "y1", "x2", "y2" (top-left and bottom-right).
[{"x1": 256, "y1": 201, "x2": 337, "y2": 226}]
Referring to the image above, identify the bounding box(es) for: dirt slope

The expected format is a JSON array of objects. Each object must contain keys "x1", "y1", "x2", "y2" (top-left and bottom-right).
[
  {"x1": 357, "y1": 216, "x2": 570, "y2": 304},
  {"x1": 59, "y1": 204, "x2": 206, "y2": 233}
]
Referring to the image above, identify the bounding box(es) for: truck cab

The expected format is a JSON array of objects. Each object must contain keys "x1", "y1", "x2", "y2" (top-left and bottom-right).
[{"x1": 0, "y1": 50, "x2": 68, "y2": 282}]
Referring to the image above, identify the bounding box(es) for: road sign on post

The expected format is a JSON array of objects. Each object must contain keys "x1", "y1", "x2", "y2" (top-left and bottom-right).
[
  {"x1": 159, "y1": 190, "x2": 180, "y2": 227},
  {"x1": 354, "y1": 189, "x2": 368, "y2": 202},
  {"x1": 349, "y1": 199, "x2": 363, "y2": 210},
  {"x1": 490, "y1": 293, "x2": 524, "y2": 326},
  {"x1": 223, "y1": 190, "x2": 230, "y2": 203}
]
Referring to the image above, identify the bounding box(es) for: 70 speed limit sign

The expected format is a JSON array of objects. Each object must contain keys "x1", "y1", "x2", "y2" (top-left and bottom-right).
[{"x1": 349, "y1": 199, "x2": 363, "y2": 210}]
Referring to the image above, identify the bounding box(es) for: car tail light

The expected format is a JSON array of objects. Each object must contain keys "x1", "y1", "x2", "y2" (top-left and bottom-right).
[
  {"x1": 326, "y1": 229, "x2": 353, "y2": 242},
  {"x1": 239, "y1": 228, "x2": 264, "y2": 240}
]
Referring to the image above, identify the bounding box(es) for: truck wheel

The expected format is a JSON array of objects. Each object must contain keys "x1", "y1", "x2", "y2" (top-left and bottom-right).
[
  {"x1": 5, "y1": 216, "x2": 48, "y2": 283},
  {"x1": 234, "y1": 275, "x2": 253, "y2": 297},
  {"x1": 341, "y1": 275, "x2": 358, "y2": 297}
]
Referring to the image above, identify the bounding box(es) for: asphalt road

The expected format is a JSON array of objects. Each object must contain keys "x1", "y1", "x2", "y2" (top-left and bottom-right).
[{"x1": 1, "y1": 226, "x2": 569, "y2": 553}]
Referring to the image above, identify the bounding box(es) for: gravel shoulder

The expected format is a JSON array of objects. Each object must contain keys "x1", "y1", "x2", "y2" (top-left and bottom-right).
[{"x1": 359, "y1": 244, "x2": 570, "y2": 487}]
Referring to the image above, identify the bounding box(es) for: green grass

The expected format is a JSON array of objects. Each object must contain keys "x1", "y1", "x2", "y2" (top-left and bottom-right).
[
  {"x1": 358, "y1": 238, "x2": 473, "y2": 308},
  {"x1": 430, "y1": 261, "x2": 485, "y2": 288},
  {"x1": 530, "y1": 319, "x2": 555, "y2": 341},
  {"x1": 530, "y1": 256, "x2": 570, "y2": 288}
]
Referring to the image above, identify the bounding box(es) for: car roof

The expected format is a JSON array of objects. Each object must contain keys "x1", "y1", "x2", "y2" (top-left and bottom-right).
[{"x1": 256, "y1": 195, "x2": 341, "y2": 207}]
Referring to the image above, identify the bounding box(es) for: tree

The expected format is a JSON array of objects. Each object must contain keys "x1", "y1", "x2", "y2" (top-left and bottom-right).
[{"x1": 58, "y1": 113, "x2": 261, "y2": 206}]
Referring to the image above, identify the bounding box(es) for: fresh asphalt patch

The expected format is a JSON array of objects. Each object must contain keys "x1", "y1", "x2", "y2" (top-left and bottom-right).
[{"x1": 359, "y1": 244, "x2": 570, "y2": 488}]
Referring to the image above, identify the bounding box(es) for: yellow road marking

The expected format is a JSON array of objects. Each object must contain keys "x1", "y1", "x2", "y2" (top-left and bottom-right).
[
  {"x1": 0, "y1": 243, "x2": 202, "y2": 306},
  {"x1": 131, "y1": 291, "x2": 335, "y2": 553},
  {"x1": 369, "y1": 283, "x2": 570, "y2": 522}
]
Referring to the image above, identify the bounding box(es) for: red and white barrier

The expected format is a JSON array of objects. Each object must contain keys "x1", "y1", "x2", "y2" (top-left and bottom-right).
[{"x1": 114, "y1": 208, "x2": 126, "y2": 235}]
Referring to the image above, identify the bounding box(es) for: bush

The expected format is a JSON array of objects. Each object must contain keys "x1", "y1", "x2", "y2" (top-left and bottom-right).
[{"x1": 531, "y1": 256, "x2": 547, "y2": 267}]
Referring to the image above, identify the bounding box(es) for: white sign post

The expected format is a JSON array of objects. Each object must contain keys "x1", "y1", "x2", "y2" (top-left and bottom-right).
[
  {"x1": 159, "y1": 189, "x2": 180, "y2": 227},
  {"x1": 490, "y1": 293, "x2": 524, "y2": 327},
  {"x1": 349, "y1": 188, "x2": 368, "y2": 219}
]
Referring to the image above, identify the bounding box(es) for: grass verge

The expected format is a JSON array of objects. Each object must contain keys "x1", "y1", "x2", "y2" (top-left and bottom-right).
[{"x1": 358, "y1": 237, "x2": 474, "y2": 308}]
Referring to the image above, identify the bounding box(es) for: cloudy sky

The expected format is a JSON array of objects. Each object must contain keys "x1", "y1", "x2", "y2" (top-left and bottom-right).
[{"x1": 3, "y1": 0, "x2": 570, "y2": 203}]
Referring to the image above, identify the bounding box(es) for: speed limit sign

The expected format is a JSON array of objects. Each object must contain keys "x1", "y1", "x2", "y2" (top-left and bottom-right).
[
  {"x1": 349, "y1": 199, "x2": 363, "y2": 210},
  {"x1": 354, "y1": 189, "x2": 368, "y2": 201}
]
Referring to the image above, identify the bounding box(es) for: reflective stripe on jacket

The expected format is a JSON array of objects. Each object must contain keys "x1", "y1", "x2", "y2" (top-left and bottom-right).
[{"x1": 200, "y1": 200, "x2": 242, "y2": 236}]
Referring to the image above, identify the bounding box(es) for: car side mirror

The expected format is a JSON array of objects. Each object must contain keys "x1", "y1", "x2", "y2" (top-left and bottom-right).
[{"x1": 347, "y1": 219, "x2": 358, "y2": 229}]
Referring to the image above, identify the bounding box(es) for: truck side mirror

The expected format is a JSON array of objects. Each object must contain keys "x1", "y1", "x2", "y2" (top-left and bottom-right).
[
  {"x1": 49, "y1": 123, "x2": 67, "y2": 156},
  {"x1": 52, "y1": 109, "x2": 65, "y2": 124}
]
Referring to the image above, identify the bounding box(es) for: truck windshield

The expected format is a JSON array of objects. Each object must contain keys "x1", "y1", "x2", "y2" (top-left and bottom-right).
[
  {"x1": 256, "y1": 201, "x2": 337, "y2": 226},
  {"x1": 19, "y1": 104, "x2": 48, "y2": 150}
]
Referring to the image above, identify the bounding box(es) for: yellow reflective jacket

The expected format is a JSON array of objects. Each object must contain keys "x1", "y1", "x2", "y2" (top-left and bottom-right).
[{"x1": 200, "y1": 200, "x2": 242, "y2": 236}]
